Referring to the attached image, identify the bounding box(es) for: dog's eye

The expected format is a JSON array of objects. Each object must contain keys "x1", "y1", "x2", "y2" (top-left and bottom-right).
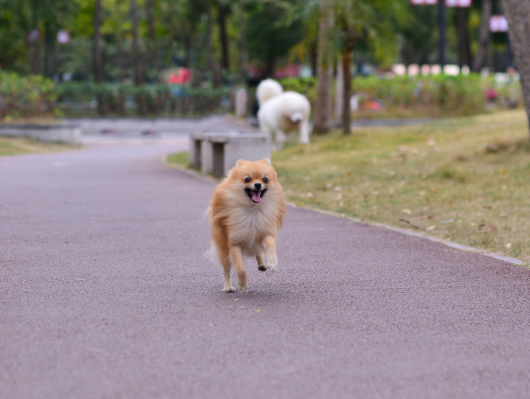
[
  {"x1": 245, "y1": 177, "x2": 252, "y2": 183},
  {"x1": 263, "y1": 177, "x2": 269, "y2": 183}
]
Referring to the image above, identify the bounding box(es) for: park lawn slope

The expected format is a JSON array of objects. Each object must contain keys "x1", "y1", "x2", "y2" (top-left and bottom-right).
[
  {"x1": 0, "y1": 137, "x2": 73, "y2": 156},
  {"x1": 272, "y1": 110, "x2": 530, "y2": 265}
]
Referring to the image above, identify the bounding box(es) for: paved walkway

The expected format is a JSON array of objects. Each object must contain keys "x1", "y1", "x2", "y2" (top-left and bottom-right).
[{"x1": 1, "y1": 140, "x2": 529, "y2": 399}]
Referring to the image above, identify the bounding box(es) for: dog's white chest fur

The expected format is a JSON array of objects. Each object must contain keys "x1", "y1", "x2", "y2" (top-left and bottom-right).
[{"x1": 228, "y1": 202, "x2": 277, "y2": 255}]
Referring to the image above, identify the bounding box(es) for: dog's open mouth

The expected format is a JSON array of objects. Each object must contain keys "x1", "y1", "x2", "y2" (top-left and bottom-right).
[{"x1": 245, "y1": 188, "x2": 267, "y2": 203}]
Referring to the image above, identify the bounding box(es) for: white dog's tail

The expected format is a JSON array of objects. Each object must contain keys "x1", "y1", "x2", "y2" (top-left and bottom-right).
[{"x1": 256, "y1": 79, "x2": 283, "y2": 106}]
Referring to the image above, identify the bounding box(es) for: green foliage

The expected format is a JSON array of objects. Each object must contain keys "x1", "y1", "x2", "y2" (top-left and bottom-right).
[
  {"x1": 54, "y1": 81, "x2": 233, "y2": 117},
  {"x1": 247, "y1": 1, "x2": 304, "y2": 75},
  {"x1": 0, "y1": 72, "x2": 57, "y2": 119}
]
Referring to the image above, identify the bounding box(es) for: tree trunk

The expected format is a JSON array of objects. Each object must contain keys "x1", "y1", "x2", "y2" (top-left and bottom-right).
[
  {"x1": 130, "y1": 0, "x2": 141, "y2": 87},
  {"x1": 130, "y1": 0, "x2": 144, "y2": 115},
  {"x1": 93, "y1": 0, "x2": 103, "y2": 84},
  {"x1": 218, "y1": 3, "x2": 230, "y2": 73},
  {"x1": 146, "y1": 0, "x2": 160, "y2": 81},
  {"x1": 502, "y1": 0, "x2": 530, "y2": 133},
  {"x1": 309, "y1": 41, "x2": 317, "y2": 77},
  {"x1": 313, "y1": 2, "x2": 333, "y2": 134},
  {"x1": 239, "y1": 6, "x2": 248, "y2": 80},
  {"x1": 457, "y1": 8, "x2": 472, "y2": 69},
  {"x1": 93, "y1": 0, "x2": 108, "y2": 115},
  {"x1": 205, "y1": 3, "x2": 219, "y2": 87},
  {"x1": 341, "y1": 47, "x2": 352, "y2": 135},
  {"x1": 30, "y1": 41, "x2": 41, "y2": 75},
  {"x1": 472, "y1": 0, "x2": 492, "y2": 72},
  {"x1": 44, "y1": 21, "x2": 53, "y2": 78}
]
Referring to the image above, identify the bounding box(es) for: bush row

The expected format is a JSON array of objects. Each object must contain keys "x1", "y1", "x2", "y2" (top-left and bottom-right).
[
  {"x1": 54, "y1": 82, "x2": 233, "y2": 117},
  {"x1": 281, "y1": 74, "x2": 521, "y2": 117}
]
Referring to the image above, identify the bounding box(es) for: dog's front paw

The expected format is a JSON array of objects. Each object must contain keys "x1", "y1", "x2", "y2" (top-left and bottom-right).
[
  {"x1": 222, "y1": 285, "x2": 236, "y2": 293},
  {"x1": 239, "y1": 284, "x2": 248, "y2": 294},
  {"x1": 258, "y1": 264, "x2": 267, "y2": 272},
  {"x1": 266, "y1": 261, "x2": 277, "y2": 272}
]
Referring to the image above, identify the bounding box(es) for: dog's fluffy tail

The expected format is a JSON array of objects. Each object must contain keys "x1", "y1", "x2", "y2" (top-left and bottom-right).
[{"x1": 256, "y1": 79, "x2": 283, "y2": 106}]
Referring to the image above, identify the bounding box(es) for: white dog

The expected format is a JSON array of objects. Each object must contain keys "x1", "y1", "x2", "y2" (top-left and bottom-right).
[{"x1": 256, "y1": 79, "x2": 311, "y2": 150}]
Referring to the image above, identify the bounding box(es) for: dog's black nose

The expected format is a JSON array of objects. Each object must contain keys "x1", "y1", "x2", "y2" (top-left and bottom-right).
[{"x1": 254, "y1": 183, "x2": 262, "y2": 190}]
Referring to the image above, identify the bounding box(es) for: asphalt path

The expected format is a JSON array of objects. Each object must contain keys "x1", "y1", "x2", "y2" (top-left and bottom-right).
[{"x1": 1, "y1": 138, "x2": 530, "y2": 399}]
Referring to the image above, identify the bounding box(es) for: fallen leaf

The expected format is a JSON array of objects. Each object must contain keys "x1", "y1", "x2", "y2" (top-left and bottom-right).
[
  {"x1": 478, "y1": 224, "x2": 497, "y2": 233},
  {"x1": 485, "y1": 144, "x2": 499, "y2": 153},
  {"x1": 426, "y1": 225, "x2": 436, "y2": 231},
  {"x1": 401, "y1": 209, "x2": 412, "y2": 215},
  {"x1": 306, "y1": 193, "x2": 314, "y2": 198},
  {"x1": 420, "y1": 190, "x2": 426, "y2": 196},
  {"x1": 505, "y1": 243, "x2": 512, "y2": 249},
  {"x1": 430, "y1": 188, "x2": 438, "y2": 193},
  {"x1": 501, "y1": 169, "x2": 508, "y2": 174},
  {"x1": 499, "y1": 213, "x2": 507, "y2": 218}
]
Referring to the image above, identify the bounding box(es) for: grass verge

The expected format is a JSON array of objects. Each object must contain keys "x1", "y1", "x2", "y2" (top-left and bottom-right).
[
  {"x1": 0, "y1": 137, "x2": 75, "y2": 157},
  {"x1": 272, "y1": 110, "x2": 530, "y2": 265},
  {"x1": 166, "y1": 151, "x2": 189, "y2": 168}
]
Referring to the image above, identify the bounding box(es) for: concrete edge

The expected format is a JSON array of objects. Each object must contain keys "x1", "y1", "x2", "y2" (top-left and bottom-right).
[{"x1": 286, "y1": 203, "x2": 526, "y2": 267}]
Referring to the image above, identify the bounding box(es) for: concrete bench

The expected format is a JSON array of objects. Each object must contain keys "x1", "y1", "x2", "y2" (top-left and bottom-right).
[
  {"x1": 0, "y1": 124, "x2": 82, "y2": 145},
  {"x1": 189, "y1": 131, "x2": 271, "y2": 177}
]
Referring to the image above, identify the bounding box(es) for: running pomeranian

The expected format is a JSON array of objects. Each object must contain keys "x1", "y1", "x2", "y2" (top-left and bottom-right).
[{"x1": 208, "y1": 159, "x2": 286, "y2": 293}]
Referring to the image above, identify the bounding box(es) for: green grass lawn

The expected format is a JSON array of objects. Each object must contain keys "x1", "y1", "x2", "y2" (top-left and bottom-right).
[
  {"x1": 0, "y1": 137, "x2": 74, "y2": 156},
  {"x1": 167, "y1": 110, "x2": 530, "y2": 265}
]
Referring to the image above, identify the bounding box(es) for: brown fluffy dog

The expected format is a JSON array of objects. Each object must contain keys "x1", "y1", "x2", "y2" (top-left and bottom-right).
[{"x1": 208, "y1": 159, "x2": 286, "y2": 293}]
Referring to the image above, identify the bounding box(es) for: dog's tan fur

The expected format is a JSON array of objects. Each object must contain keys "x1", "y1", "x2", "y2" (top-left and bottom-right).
[{"x1": 208, "y1": 159, "x2": 286, "y2": 293}]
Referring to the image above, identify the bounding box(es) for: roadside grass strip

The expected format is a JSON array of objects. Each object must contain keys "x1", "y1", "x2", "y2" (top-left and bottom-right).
[{"x1": 0, "y1": 137, "x2": 74, "y2": 156}]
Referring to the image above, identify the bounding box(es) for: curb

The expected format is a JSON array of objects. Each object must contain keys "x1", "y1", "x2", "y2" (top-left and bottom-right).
[{"x1": 287, "y1": 203, "x2": 526, "y2": 267}]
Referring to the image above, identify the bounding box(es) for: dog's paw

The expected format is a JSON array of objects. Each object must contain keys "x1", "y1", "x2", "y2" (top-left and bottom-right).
[
  {"x1": 258, "y1": 264, "x2": 267, "y2": 272},
  {"x1": 239, "y1": 284, "x2": 248, "y2": 294},
  {"x1": 266, "y1": 261, "x2": 277, "y2": 272},
  {"x1": 222, "y1": 286, "x2": 236, "y2": 293}
]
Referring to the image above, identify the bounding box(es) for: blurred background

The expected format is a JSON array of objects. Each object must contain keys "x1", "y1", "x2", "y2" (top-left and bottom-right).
[{"x1": 0, "y1": 0, "x2": 520, "y2": 124}]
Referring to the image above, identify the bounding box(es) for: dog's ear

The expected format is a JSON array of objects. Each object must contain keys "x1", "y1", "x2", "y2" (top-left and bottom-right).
[
  {"x1": 261, "y1": 158, "x2": 271, "y2": 165},
  {"x1": 236, "y1": 159, "x2": 249, "y2": 166}
]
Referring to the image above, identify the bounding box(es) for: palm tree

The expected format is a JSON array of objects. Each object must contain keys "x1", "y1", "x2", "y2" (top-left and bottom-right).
[
  {"x1": 313, "y1": 0, "x2": 334, "y2": 134},
  {"x1": 501, "y1": 0, "x2": 530, "y2": 134},
  {"x1": 330, "y1": 0, "x2": 407, "y2": 134}
]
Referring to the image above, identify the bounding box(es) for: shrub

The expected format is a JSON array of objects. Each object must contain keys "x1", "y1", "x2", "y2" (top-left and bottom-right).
[{"x1": 0, "y1": 72, "x2": 57, "y2": 119}]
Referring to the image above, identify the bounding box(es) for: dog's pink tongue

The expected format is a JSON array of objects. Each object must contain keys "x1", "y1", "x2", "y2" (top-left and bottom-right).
[{"x1": 252, "y1": 190, "x2": 262, "y2": 203}]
